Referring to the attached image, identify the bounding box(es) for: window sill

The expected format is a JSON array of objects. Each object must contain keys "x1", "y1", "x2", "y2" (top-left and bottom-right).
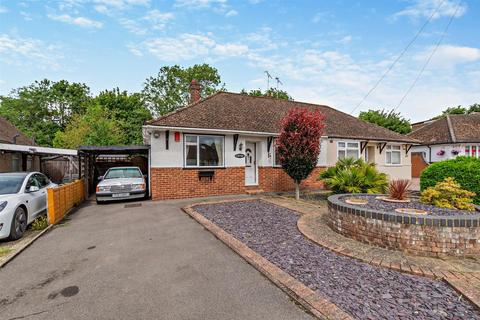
[{"x1": 182, "y1": 167, "x2": 226, "y2": 170}]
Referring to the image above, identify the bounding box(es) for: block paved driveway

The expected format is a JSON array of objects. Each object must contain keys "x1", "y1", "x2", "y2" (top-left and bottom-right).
[{"x1": 0, "y1": 196, "x2": 313, "y2": 320}]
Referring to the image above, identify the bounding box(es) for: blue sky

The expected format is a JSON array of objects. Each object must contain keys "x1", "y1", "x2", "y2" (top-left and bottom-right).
[{"x1": 0, "y1": 0, "x2": 479, "y2": 121}]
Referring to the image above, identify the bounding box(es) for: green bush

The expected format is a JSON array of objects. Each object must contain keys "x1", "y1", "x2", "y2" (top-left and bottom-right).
[
  {"x1": 420, "y1": 177, "x2": 476, "y2": 211},
  {"x1": 319, "y1": 158, "x2": 388, "y2": 194},
  {"x1": 420, "y1": 156, "x2": 480, "y2": 204},
  {"x1": 31, "y1": 216, "x2": 49, "y2": 231}
]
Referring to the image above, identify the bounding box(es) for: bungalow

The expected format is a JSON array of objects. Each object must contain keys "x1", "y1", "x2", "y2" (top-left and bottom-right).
[
  {"x1": 408, "y1": 113, "x2": 480, "y2": 177},
  {"x1": 143, "y1": 82, "x2": 418, "y2": 200},
  {"x1": 409, "y1": 113, "x2": 480, "y2": 162}
]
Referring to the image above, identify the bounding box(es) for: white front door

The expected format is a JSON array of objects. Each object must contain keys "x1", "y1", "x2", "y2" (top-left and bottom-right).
[{"x1": 245, "y1": 142, "x2": 257, "y2": 185}]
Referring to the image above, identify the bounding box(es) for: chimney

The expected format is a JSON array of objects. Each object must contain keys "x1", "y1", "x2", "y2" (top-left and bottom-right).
[{"x1": 189, "y1": 79, "x2": 201, "y2": 104}]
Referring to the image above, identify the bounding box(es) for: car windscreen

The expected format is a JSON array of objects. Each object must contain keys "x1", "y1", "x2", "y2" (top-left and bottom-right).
[
  {"x1": 104, "y1": 168, "x2": 143, "y2": 179},
  {"x1": 0, "y1": 175, "x2": 25, "y2": 195}
]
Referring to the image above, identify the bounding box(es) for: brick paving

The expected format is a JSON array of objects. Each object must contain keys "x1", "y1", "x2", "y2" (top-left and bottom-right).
[{"x1": 266, "y1": 196, "x2": 480, "y2": 310}]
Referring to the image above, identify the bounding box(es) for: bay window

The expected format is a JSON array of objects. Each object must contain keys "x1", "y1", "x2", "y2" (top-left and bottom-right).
[
  {"x1": 386, "y1": 145, "x2": 401, "y2": 165},
  {"x1": 184, "y1": 135, "x2": 224, "y2": 167},
  {"x1": 337, "y1": 141, "x2": 360, "y2": 160}
]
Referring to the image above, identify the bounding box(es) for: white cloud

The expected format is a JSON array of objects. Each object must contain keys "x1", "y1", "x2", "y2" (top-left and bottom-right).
[
  {"x1": 338, "y1": 35, "x2": 352, "y2": 45},
  {"x1": 48, "y1": 13, "x2": 103, "y2": 28},
  {"x1": 20, "y1": 11, "x2": 33, "y2": 21},
  {"x1": 119, "y1": 18, "x2": 147, "y2": 35},
  {"x1": 225, "y1": 9, "x2": 238, "y2": 17},
  {"x1": 93, "y1": 0, "x2": 150, "y2": 10},
  {"x1": 174, "y1": 0, "x2": 227, "y2": 8},
  {"x1": 0, "y1": 5, "x2": 8, "y2": 13},
  {"x1": 143, "y1": 9, "x2": 174, "y2": 29},
  {"x1": 94, "y1": 5, "x2": 109, "y2": 14},
  {"x1": 311, "y1": 11, "x2": 331, "y2": 23},
  {"x1": 393, "y1": 0, "x2": 467, "y2": 20},
  {"x1": 415, "y1": 44, "x2": 480, "y2": 68},
  {"x1": 0, "y1": 34, "x2": 62, "y2": 70},
  {"x1": 131, "y1": 33, "x2": 249, "y2": 61}
]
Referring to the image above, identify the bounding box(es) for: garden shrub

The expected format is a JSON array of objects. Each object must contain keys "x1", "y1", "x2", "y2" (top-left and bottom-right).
[
  {"x1": 319, "y1": 158, "x2": 388, "y2": 194},
  {"x1": 420, "y1": 177, "x2": 476, "y2": 211},
  {"x1": 420, "y1": 156, "x2": 480, "y2": 204},
  {"x1": 388, "y1": 179, "x2": 411, "y2": 200},
  {"x1": 31, "y1": 216, "x2": 49, "y2": 231}
]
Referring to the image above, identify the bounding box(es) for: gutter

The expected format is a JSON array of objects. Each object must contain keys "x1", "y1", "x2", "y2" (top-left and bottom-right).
[{"x1": 143, "y1": 125, "x2": 419, "y2": 144}]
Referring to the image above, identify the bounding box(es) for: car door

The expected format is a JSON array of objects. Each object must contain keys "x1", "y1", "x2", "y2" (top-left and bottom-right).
[
  {"x1": 33, "y1": 173, "x2": 50, "y2": 214},
  {"x1": 24, "y1": 175, "x2": 44, "y2": 220}
]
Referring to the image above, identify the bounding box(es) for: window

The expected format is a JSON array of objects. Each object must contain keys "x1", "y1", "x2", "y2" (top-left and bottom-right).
[
  {"x1": 184, "y1": 135, "x2": 224, "y2": 167},
  {"x1": 11, "y1": 153, "x2": 21, "y2": 171},
  {"x1": 465, "y1": 145, "x2": 480, "y2": 158},
  {"x1": 386, "y1": 145, "x2": 401, "y2": 165},
  {"x1": 337, "y1": 142, "x2": 359, "y2": 160},
  {"x1": 104, "y1": 168, "x2": 143, "y2": 179}
]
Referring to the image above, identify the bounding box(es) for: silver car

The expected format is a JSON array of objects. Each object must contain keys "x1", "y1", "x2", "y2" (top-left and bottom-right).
[{"x1": 95, "y1": 167, "x2": 146, "y2": 204}]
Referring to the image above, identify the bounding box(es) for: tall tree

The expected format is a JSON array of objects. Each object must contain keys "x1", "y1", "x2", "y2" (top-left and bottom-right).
[
  {"x1": 359, "y1": 109, "x2": 411, "y2": 134},
  {"x1": 94, "y1": 88, "x2": 152, "y2": 145},
  {"x1": 0, "y1": 79, "x2": 90, "y2": 146},
  {"x1": 241, "y1": 88, "x2": 292, "y2": 100},
  {"x1": 142, "y1": 64, "x2": 223, "y2": 116},
  {"x1": 53, "y1": 104, "x2": 124, "y2": 149},
  {"x1": 434, "y1": 103, "x2": 480, "y2": 119},
  {"x1": 276, "y1": 108, "x2": 325, "y2": 200}
]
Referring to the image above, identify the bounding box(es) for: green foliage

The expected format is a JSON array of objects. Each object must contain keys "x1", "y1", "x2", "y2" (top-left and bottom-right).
[
  {"x1": 142, "y1": 64, "x2": 223, "y2": 116},
  {"x1": 433, "y1": 103, "x2": 480, "y2": 119},
  {"x1": 358, "y1": 109, "x2": 411, "y2": 134},
  {"x1": 420, "y1": 177, "x2": 476, "y2": 211},
  {"x1": 94, "y1": 88, "x2": 152, "y2": 145},
  {"x1": 0, "y1": 79, "x2": 91, "y2": 146},
  {"x1": 420, "y1": 156, "x2": 480, "y2": 205},
  {"x1": 319, "y1": 158, "x2": 388, "y2": 194},
  {"x1": 31, "y1": 216, "x2": 49, "y2": 231},
  {"x1": 53, "y1": 104, "x2": 124, "y2": 149},
  {"x1": 240, "y1": 88, "x2": 292, "y2": 100},
  {"x1": 0, "y1": 247, "x2": 12, "y2": 257}
]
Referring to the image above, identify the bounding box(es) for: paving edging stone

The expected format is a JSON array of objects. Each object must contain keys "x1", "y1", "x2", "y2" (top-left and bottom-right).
[{"x1": 183, "y1": 199, "x2": 353, "y2": 320}]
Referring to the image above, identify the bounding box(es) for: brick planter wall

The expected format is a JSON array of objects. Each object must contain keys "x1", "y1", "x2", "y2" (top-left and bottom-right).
[
  {"x1": 151, "y1": 166, "x2": 326, "y2": 200},
  {"x1": 327, "y1": 194, "x2": 480, "y2": 258}
]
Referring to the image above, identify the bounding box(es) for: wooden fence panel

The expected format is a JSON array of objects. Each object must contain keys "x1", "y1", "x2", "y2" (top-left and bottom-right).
[{"x1": 47, "y1": 179, "x2": 85, "y2": 225}]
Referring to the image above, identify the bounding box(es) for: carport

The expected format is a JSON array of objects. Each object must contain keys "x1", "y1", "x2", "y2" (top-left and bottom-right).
[{"x1": 77, "y1": 145, "x2": 151, "y2": 197}]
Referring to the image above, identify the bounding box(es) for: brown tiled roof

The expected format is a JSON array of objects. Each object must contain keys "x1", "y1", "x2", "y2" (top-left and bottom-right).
[
  {"x1": 408, "y1": 113, "x2": 480, "y2": 144},
  {"x1": 0, "y1": 117, "x2": 35, "y2": 145},
  {"x1": 149, "y1": 92, "x2": 418, "y2": 143}
]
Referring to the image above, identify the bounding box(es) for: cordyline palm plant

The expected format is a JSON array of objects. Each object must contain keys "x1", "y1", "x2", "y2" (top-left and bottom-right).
[
  {"x1": 388, "y1": 179, "x2": 411, "y2": 200},
  {"x1": 319, "y1": 158, "x2": 388, "y2": 194}
]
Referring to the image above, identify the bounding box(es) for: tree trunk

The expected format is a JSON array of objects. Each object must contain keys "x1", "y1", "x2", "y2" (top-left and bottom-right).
[{"x1": 295, "y1": 182, "x2": 300, "y2": 200}]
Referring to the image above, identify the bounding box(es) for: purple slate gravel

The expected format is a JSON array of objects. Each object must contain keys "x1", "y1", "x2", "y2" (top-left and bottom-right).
[
  {"x1": 339, "y1": 194, "x2": 477, "y2": 216},
  {"x1": 194, "y1": 200, "x2": 480, "y2": 320}
]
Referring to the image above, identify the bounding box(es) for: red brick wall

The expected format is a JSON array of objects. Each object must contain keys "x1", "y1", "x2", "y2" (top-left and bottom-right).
[
  {"x1": 259, "y1": 167, "x2": 325, "y2": 192},
  {"x1": 151, "y1": 166, "x2": 326, "y2": 200},
  {"x1": 151, "y1": 167, "x2": 246, "y2": 200}
]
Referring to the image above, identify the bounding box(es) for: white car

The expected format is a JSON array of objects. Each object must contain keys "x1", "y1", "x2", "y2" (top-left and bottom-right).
[
  {"x1": 0, "y1": 172, "x2": 57, "y2": 240},
  {"x1": 96, "y1": 167, "x2": 146, "y2": 204}
]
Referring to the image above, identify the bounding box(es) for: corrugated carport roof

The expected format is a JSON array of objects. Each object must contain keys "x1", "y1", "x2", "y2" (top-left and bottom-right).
[{"x1": 78, "y1": 145, "x2": 150, "y2": 155}]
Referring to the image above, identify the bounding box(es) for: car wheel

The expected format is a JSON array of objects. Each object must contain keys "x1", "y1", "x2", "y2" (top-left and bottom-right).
[{"x1": 9, "y1": 207, "x2": 28, "y2": 240}]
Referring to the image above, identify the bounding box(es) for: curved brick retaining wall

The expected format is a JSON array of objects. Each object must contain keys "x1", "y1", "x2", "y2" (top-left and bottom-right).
[{"x1": 327, "y1": 194, "x2": 480, "y2": 258}]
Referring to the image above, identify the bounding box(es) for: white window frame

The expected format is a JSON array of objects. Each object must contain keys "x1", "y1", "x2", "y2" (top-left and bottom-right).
[
  {"x1": 385, "y1": 144, "x2": 402, "y2": 165},
  {"x1": 184, "y1": 134, "x2": 225, "y2": 168},
  {"x1": 337, "y1": 141, "x2": 360, "y2": 160},
  {"x1": 465, "y1": 145, "x2": 480, "y2": 158}
]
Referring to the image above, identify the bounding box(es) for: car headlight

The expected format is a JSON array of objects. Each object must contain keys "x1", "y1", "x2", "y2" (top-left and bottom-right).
[
  {"x1": 96, "y1": 185, "x2": 110, "y2": 192},
  {"x1": 0, "y1": 201, "x2": 7, "y2": 212},
  {"x1": 131, "y1": 183, "x2": 145, "y2": 191}
]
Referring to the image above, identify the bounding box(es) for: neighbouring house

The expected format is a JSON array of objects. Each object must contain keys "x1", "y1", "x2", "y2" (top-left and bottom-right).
[
  {"x1": 143, "y1": 82, "x2": 418, "y2": 200},
  {"x1": 0, "y1": 116, "x2": 41, "y2": 172},
  {"x1": 408, "y1": 113, "x2": 480, "y2": 177}
]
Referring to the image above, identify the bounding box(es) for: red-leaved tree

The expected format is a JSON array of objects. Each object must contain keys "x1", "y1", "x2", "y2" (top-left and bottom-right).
[{"x1": 276, "y1": 108, "x2": 325, "y2": 200}]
